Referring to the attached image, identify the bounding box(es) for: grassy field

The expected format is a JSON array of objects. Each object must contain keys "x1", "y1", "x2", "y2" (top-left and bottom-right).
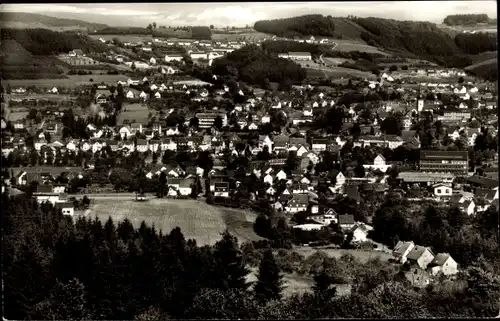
[
  {"x1": 88, "y1": 198, "x2": 263, "y2": 246},
  {"x1": 4, "y1": 74, "x2": 128, "y2": 88},
  {"x1": 306, "y1": 66, "x2": 377, "y2": 80},
  {"x1": 293, "y1": 246, "x2": 393, "y2": 263},
  {"x1": 212, "y1": 32, "x2": 271, "y2": 42},
  {"x1": 117, "y1": 103, "x2": 149, "y2": 125},
  {"x1": 7, "y1": 111, "x2": 28, "y2": 122},
  {"x1": 333, "y1": 39, "x2": 389, "y2": 55},
  {"x1": 89, "y1": 34, "x2": 154, "y2": 43}
]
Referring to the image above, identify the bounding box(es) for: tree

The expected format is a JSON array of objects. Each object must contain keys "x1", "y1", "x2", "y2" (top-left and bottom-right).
[
  {"x1": 189, "y1": 116, "x2": 199, "y2": 129},
  {"x1": 212, "y1": 230, "x2": 249, "y2": 290},
  {"x1": 131, "y1": 62, "x2": 136, "y2": 71},
  {"x1": 214, "y1": 116, "x2": 223, "y2": 130},
  {"x1": 254, "y1": 250, "x2": 284, "y2": 303},
  {"x1": 34, "y1": 278, "x2": 91, "y2": 320},
  {"x1": 458, "y1": 76, "x2": 464, "y2": 84},
  {"x1": 389, "y1": 65, "x2": 398, "y2": 72},
  {"x1": 152, "y1": 22, "x2": 157, "y2": 30},
  {"x1": 210, "y1": 25, "x2": 214, "y2": 29}
]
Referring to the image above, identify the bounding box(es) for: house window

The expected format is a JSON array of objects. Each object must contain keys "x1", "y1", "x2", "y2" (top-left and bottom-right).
[{"x1": 437, "y1": 189, "x2": 441, "y2": 194}]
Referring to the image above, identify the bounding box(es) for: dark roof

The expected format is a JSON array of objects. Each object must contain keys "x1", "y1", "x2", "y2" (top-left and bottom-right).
[
  {"x1": 467, "y1": 176, "x2": 499, "y2": 188},
  {"x1": 407, "y1": 245, "x2": 432, "y2": 261},
  {"x1": 338, "y1": 214, "x2": 354, "y2": 225},
  {"x1": 420, "y1": 150, "x2": 468, "y2": 161},
  {"x1": 35, "y1": 184, "x2": 54, "y2": 194}
]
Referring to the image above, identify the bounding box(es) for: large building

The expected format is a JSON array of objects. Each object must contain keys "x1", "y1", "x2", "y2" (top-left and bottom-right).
[
  {"x1": 419, "y1": 150, "x2": 468, "y2": 176},
  {"x1": 195, "y1": 113, "x2": 228, "y2": 129},
  {"x1": 278, "y1": 52, "x2": 312, "y2": 61}
]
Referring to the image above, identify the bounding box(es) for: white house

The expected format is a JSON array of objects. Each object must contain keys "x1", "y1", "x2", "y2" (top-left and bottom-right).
[
  {"x1": 393, "y1": 241, "x2": 415, "y2": 264},
  {"x1": 363, "y1": 154, "x2": 391, "y2": 173},
  {"x1": 126, "y1": 91, "x2": 135, "y2": 99},
  {"x1": 433, "y1": 183, "x2": 452, "y2": 198},
  {"x1": 350, "y1": 223, "x2": 374, "y2": 243},
  {"x1": 427, "y1": 253, "x2": 458, "y2": 276}
]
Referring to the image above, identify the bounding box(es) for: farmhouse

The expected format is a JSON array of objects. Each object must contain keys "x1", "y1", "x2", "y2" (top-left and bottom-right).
[
  {"x1": 165, "y1": 54, "x2": 183, "y2": 62},
  {"x1": 427, "y1": 253, "x2": 459, "y2": 276}
]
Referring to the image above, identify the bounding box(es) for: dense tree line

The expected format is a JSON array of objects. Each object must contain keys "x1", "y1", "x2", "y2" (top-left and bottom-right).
[
  {"x1": 190, "y1": 26, "x2": 212, "y2": 40},
  {"x1": 0, "y1": 28, "x2": 108, "y2": 55},
  {"x1": 211, "y1": 44, "x2": 307, "y2": 88},
  {"x1": 254, "y1": 14, "x2": 336, "y2": 38},
  {"x1": 3, "y1": 193, "x2": 500, "y2": 319},
  {"x1": 443, "y1": 14, "x2": 491, "y2": 26},
  {"x1": 454, "y1": 32, "x2": 498, "y2": 55}
]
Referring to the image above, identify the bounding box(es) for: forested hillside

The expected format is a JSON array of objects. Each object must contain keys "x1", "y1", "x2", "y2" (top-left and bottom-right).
[
  {"x1": 254, "y1": 15, "x2": 337, "y2": 38},
  {"x1": 211, "y1": 44, "x2": 307, "y2": 88},
  {"x1": 254, "y1": 15, "x2": 496, "y2": 69},
  {"x1": 443, "y1": 14, "x2": 491, "y2": 26},
  {"x1": 454, "y1": 32, "x2": 497, "y2": 55},
  {"x1": 1, "y1": 28, "x2": 108, "y2": 55}
]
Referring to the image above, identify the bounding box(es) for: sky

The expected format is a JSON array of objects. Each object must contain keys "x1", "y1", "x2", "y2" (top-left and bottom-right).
[{"x1": 1, "y1": 2, "x2": 497, "y2": 28}]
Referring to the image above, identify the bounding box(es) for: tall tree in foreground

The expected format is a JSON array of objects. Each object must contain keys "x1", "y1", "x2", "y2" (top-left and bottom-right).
[
  {"x1": 254, "y1": 249, "x2": 284, "y2": 303},
  {"x1": 212, "y1": 230, "x2": 249, "y2": 290}
]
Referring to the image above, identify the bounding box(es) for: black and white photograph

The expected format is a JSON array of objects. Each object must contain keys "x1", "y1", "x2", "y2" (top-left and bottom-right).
[{"x1": 1, "y1": 1, "x2": 499, "y2": 319}]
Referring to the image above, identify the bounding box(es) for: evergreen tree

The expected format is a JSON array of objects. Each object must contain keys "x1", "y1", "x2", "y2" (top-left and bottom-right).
[
  {"x1": 254, "y1": 249, "x2": 284, "y2": 303},
  {"x1": 212, "y1": 230, "x2": 249, "y2": 290}
]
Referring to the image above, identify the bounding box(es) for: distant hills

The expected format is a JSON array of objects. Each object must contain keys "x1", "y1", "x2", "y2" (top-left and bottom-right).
[
  {"x1": 254, "y1": 15, "x2": 497, "y2": 67},
  {"x1": 443, "y1": 14, "x2": 496, "y2": 26},
  {"x1": 0, "y1": 12, "x2": 109, "y2": 32}
]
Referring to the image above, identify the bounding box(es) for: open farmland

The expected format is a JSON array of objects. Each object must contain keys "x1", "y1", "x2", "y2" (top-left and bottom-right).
[
  {"x1": 87, "y1": 198, "x2": 263, "y2": 246},
  {"x1": 293, "y1": 246, "x2": 393, "y2": 262},
  {"x1": 212, "y1": 31, "x2": 271, "y2": 42},
  {"x1": 333, "y1": 39, "x2": 389, "y2": 55},
  {"x1": 7, "y1": 111, "x2": 28, "y2": 122},
  {"x1": 89, "y1": 34, "x2": 154, "y2": 43},
  {"x1": 4, "y1": 74, "x2": 128, "y2": 88},
  {"x1": 306, "y1": 66, "x2": 377, "y2": 80},
  {"x1": 117, "y1": 103, "x2": 149, "y2": 125}
]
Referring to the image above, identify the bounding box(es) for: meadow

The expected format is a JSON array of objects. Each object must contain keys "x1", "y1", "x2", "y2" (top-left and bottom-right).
[
  {"x1": 117, "y1": 103, "x2": 150, "y2": 125},
  {"x1": 4, "y1": 74, "x2": 128, "y2": 88},
  {"x1": 212, "y1": 31, "x2": 271, "y2": 42},
  {"x1": 87, "y1": 198, "x2": 263, "y2": 246},
  {"x1": 89, "y1": 34, "x2": 154, "y2": 43},
  {"x1": 332, "y1": 39, "x2": 389, "y2": 55},
  {"x1": 306, "y1": 66, "x2": 377, "y2": 80}
]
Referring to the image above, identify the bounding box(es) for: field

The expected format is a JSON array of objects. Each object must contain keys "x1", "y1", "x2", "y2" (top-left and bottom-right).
[
  {"x1": 212, "y1": 31, "x2": 271, "y2": 42},
  {"x1": 293, "y1": 246, "x2": 393, "y2": 263},
  {"x1": 117, "y1": 103, "x2": 149, "y2": 125},
  {"x1": 333, "y1": 39, "x2": 389, "y2": 56},
  {"x1": 89, "y1": 34, "x2": 154, "y2": 43},
  {"x1": 7, "y1": 111, "x2": 28, "y2": 122},
  {"x1": 306, "y1": 66, "x2": 377, "y2": 80},
  {"x1": 4, "y1": 74, "x2": 128, "y2": 88},
  {"x1": 87, "y1": 198, "x2": 263, "y2": 246}
]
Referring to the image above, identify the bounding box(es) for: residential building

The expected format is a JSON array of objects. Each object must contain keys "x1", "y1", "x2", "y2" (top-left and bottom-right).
[
  {"x1": 427, "y1": 253, "x2": 459, "y2": 276},
  {"x1": 406, "y1": 246, "x2": 435, "y2": 269},
  {"x1": 393, "y1": 241, "x2": 415, "y2": 264}
]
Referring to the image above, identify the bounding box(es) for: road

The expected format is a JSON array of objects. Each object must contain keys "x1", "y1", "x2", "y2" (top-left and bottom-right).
[
  {"x1": 70, "y1": 193, "x2": 143, "y2": 200},
  {"x1": 318, "y1": 41, "x2": 339, "y2": 65}
]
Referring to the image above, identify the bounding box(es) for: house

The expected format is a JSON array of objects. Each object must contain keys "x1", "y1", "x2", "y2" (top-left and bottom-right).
[
  {"x1": 136, "y1": 139, "x2": 148, "y2": 153},
  {"x1": 349, "y1": 223, "x2": 374, "y2": 243},
  {"x1": 214, "y1": 182, "x2": 229, "y2": 197},
  {"x1": 165, "y1": 54, "x2": 183, "y2": 62},
  {"x1": 337, "y1": 214, "x2": 355, "y2": 231},
  {"x1": 285, "y1": 194, "x2": 309, "y2": 213},
  {"x1": 282, "y1": 52, "x2": 312, "y2": 61},
  {"x1": 433, "y1": 183, "x2": 452, "y2": 198},
  {"x1": 427, "y1": 253, "x2": 459, "y2": 276},
  {"x1": 161, "y1": 138, "x2": 177, "y2": 151},
  {"x1": 33, "y1": 184, "x2": 61, "y2": 205},
  {"x1": 276, "y1": 170, "x2": 288, "y2": 181},
  {"x1": 363, "y1": 154, "x2": 391, "y2": 172},
  {"x1": 406, "y1": 246, "x2": 435, "y2": 269},
  {"x1": 55, "y1": 202, "x2": 75, "y2": 216},
  {"x1": 263, "y1": 174, "x2": 274, "y2": 186},
  {"x1": 258, "y1": 135, "x2": 273, "y2": 152},
  {"x1": 311, "y1": 139, "x2": 328, "y2": 152},
  {"x1": 393, "y1": 241, "x2": 415, "y2": 264},
  {"x1": 179, "y1": 179, "x2": 193, "y2": 196}
]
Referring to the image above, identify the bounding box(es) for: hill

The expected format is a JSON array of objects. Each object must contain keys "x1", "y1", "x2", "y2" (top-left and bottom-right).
[
  {"x1": 0, "y1": 12, "x2": 108, "y2": 31},
  {"x1": 0, "y1": 39, "x2": 34, "y2": 65},
  {"x1": 254, "y1": 15, "x2": 496, "y2": 69},
  {"x1": 211, "y1": 44, "x2": 307, "y2": 88},
  {"x1": 465, "y1": 58, "x2": 498, "y2": 81},
  {"x1": 93, "y1": 26, "x2": 212, "y2": 40},
  {"x1": 1, "y1": 28, "x2": 108, "y2": 56}
]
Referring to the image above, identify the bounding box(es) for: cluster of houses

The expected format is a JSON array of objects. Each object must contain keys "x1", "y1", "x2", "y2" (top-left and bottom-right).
[{"x1": 393, "y1": 241, "x2": 459, "y2": 287}]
